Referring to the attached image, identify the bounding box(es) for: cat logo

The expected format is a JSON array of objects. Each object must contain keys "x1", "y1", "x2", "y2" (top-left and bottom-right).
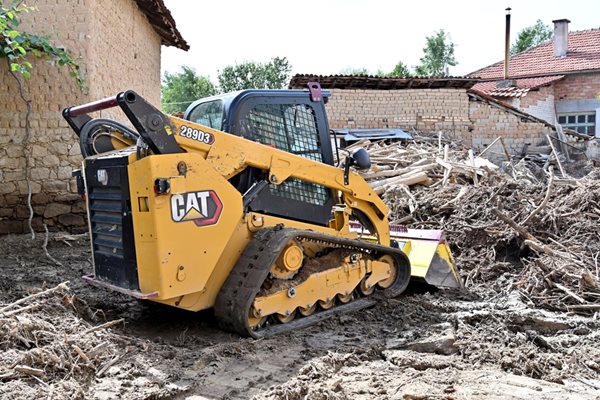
[{"x1": 170, "y1": 190, "x2": 223, "y2": 227}]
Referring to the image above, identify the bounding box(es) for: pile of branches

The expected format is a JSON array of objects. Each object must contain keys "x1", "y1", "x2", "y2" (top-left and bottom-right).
[
  {"x1": 361, "y1": 133, "x2": 600, "y2": 314},
  {"x1": 348, "y1": 132, "x2": 502, "y2": 198},
  {"x1": 0, "y1": 282, "x2": 129, "y2": 398}
]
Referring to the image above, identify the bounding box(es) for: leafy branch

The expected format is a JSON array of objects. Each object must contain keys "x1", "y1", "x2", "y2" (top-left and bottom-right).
[
  {"x1": 1, "y1": 2, "x2": 85, "y2": 89},
  {"x1": 1, "y1": 2, "x2": 86, "y2": 239}
]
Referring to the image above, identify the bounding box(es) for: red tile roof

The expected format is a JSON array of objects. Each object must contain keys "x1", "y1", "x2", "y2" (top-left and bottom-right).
[
  {"x1": 471, "y1": 75, "x2": 565, "y2": 97},
  {"x1": 469, "y1": 29, "x2": 600, "y2": 79}
]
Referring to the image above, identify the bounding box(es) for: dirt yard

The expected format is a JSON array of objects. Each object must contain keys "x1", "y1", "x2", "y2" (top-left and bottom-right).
[
  {"x1": 0, "y1": 231, "x2": 598, "y2": 400},
  {"x1": 2, "y1": 136, "x2": 600, "y2": 399}
]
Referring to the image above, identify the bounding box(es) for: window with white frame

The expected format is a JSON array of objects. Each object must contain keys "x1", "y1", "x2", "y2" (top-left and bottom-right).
[{"x1": 557, "y1": 112, "x2": 596, "y2": 135}]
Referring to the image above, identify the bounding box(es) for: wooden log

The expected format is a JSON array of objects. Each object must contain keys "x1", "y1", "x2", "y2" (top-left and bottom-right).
[
  {"x1": 14, "y1": 366, "x2": 45, "y2": 377},
  {"x1": 546, "y1": 134, "x2": 567, "y2": 178},
  {"x1": 478, "y1": 136, "x2": 502, "y2": 157},
  {"x1": 469, "y1": 150, "x2": 478, "y2": 186},
  {"x1": 373, "y1": 172, "x2": 430, "y2": 195},
  {"x1": 442, "y1": 144, "x2": 451, "y2": 186},
  {"x1": 361, "y1": 163, "x2": 437, "y2": 180},
  {"x1": 369, "y1": 168, "x2": 430, "y2": 189}
]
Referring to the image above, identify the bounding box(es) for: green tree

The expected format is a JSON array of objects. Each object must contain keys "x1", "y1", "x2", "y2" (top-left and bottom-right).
[
  {"x1": 415, "y1": 30, "x2": 457, "y2": 77},
  {"x1": 161, "y1": 66, "x2": 216, "y2": 114},
  {"x1": 339, "y1": 67, "x2": 370, "y2": 75},
  {"x1": 217, "y1": 56, "x2": 291, "y2": 92},
  {"x1": 1, "y1": 2, "x2": 84, "y2": 87},
  {"x1": 386, "y1": 61, "x2": 413, "y2": 77},
  {"x1": 511, "y1": 20, "x2": 553, "y2": 54}
]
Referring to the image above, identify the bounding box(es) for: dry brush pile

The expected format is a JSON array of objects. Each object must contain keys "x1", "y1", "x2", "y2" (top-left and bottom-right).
[
  {"x1": 0, "y1": 282, "x2": 183, "y2": 399},
  {"x1": 354, "y1": 133, "x2": 600, "y2": 314}
]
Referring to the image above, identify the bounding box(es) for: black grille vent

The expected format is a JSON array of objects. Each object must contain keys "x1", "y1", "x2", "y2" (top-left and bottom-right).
[
  {"x1": 84, "y1": 155, "x2": 139, "y2": 290},
  {"x1": 89, "y1": 187, "x2": 124, "y2": 257}
]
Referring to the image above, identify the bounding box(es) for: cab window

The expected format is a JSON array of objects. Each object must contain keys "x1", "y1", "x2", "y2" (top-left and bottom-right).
[{"x1": 188, "y1": 100, "x2": 224, "y2": 130}]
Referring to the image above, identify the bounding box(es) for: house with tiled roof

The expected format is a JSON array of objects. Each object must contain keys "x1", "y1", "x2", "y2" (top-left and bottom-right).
[
  {"x1": 0, "y1": 0, "x2": 188, "y2": 233},
  {"x1": 469, "y1": 19, "x2": 600, "y2": 137}
]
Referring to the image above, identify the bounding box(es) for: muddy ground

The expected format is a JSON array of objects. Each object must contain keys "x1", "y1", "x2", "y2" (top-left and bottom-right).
[{"x1": 0, "y1": 233, "x2": 599, "y2": 400}]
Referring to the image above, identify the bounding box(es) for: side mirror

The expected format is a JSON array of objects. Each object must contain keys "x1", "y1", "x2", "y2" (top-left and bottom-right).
[
  {"x1": 343, "y1": 148, "x2": 371, "y2": 185},
  {"x1": 351, "y1": 148, "x2": 371, "y2": 170}
]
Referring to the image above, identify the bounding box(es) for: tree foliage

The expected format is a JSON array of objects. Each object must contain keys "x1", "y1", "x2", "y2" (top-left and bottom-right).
[
  {"x1": 386, "y1": 61, "x2": 413, "y2": 77},
  {"x1": 161, "y1": 66, "x2": 216, "y2": 114},
  {"x1": 1, "y1": 2, "x2": 84, "y2": 88},
  {"x1": 339, "y1": 63, "x2": 413, "y2": 77},
  {"x1": 338, "y1": 67, "x2": 370, "y2": 75},
  {"x1": 511, "y1": 20, "x2": 553, "y2": 55},
  {"x1": 217, "y1": 57, "x2": 291, "y2": 92},
  {"x1": 415, "y1": 30, "x2": 457, "y2": 77}
]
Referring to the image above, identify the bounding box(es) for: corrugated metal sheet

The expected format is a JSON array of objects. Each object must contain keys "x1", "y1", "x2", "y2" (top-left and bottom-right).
[{"x1": 332, "y1": 128, "x2": 412, "y2": 143}]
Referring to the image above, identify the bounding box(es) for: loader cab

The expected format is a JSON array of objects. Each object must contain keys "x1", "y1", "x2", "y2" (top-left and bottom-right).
[{"x1": 184, "y1": 89, "x2": 335, "y2": 226}]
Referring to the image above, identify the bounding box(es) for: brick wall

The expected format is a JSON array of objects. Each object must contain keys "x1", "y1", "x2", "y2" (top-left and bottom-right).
[
  {"x1": 519, "y1": 86, "x2": 556, "y2": 124},
  {"x1": 325, "y1": 88, "x2": 554, "y2": 164},
  {"x1": 553, "y1": 72, "x2": 600, "y2": 101},
  {"x1": 468, "y1": 98, "x2": 554, "y2": 163},
  {"x1": 325, "y1": 88, "x2": 472, "y2": 134},
  {"x1": 0, "y1": 0, "x2": 162, "y2": 234}
]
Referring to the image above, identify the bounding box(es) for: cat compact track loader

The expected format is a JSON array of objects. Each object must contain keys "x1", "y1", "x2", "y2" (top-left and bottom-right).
[{"x1": 62, "y1": 83, "x2": 460, "y2": 338}]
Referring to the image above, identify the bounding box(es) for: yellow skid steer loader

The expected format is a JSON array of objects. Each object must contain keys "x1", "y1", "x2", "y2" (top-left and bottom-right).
[{"x1": 63, "y1": 84, "x2": 460, "y2": 337}]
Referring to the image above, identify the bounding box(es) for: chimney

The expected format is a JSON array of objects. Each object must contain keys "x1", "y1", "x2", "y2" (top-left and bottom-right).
[{"x1": 552, "y1": 19, "x2": 570, "y2": 57}]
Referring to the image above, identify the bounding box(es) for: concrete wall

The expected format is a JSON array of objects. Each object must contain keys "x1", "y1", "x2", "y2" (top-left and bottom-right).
[{"x1": 0, "y1": 0, "x2": 162, "y2": 234}]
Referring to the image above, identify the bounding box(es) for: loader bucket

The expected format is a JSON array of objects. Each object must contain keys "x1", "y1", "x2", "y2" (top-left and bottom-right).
[
  {"x1": 349, "y1": 223, "x2": 462, "y2": 289},
  {"x1": 390, "y1": 226, "x2": 462, "y2": 289}
]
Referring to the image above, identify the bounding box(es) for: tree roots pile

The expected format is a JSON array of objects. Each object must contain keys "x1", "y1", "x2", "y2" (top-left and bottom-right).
[{"x1": 359, "y1": 133, "x2": 600, "y2": 314}]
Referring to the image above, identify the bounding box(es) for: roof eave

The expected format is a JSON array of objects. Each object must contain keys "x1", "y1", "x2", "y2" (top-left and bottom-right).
[{"x1": 135, "y1": 0, "x2": 189, "y2": 51}]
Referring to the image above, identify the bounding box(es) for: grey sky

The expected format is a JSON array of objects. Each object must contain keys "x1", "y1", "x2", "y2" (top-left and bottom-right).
[{"x1": 161, "y1": 0, "x2": 600, "y2": 80}]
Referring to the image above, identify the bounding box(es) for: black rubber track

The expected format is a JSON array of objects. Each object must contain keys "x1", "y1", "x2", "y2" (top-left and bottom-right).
[{"x1": 213, "y1": 225, "x2": 411, "y2": 338}]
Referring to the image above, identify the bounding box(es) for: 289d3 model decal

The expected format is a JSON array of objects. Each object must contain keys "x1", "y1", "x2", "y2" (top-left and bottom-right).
[{"x1": 179, "y1": 125, "x2": 215, "y2": 144}]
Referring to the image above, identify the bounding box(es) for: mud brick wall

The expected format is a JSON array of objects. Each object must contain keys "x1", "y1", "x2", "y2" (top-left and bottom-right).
[
  {"x1": 0, "y1": 0, "x2": 162, "y2": 234},
  {"x1": 468, "y1": 98, "x2": 554, "y2": 163},
  {"x1": 325, "y1": 88, "x2": 472, "y2": 134},
  {"x1": 325, "y1": 88, "x2": 553, "y2": 163}
]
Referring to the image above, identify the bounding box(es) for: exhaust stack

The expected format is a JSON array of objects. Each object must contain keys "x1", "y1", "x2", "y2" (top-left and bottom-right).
[{"x1": 504, "y1": 7, "x2": 511, "y2": 80}]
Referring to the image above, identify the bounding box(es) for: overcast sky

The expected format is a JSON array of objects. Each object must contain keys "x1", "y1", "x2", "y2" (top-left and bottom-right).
[{"x1": 161, "y1": 0, "x2": 600, "y2": 81}]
